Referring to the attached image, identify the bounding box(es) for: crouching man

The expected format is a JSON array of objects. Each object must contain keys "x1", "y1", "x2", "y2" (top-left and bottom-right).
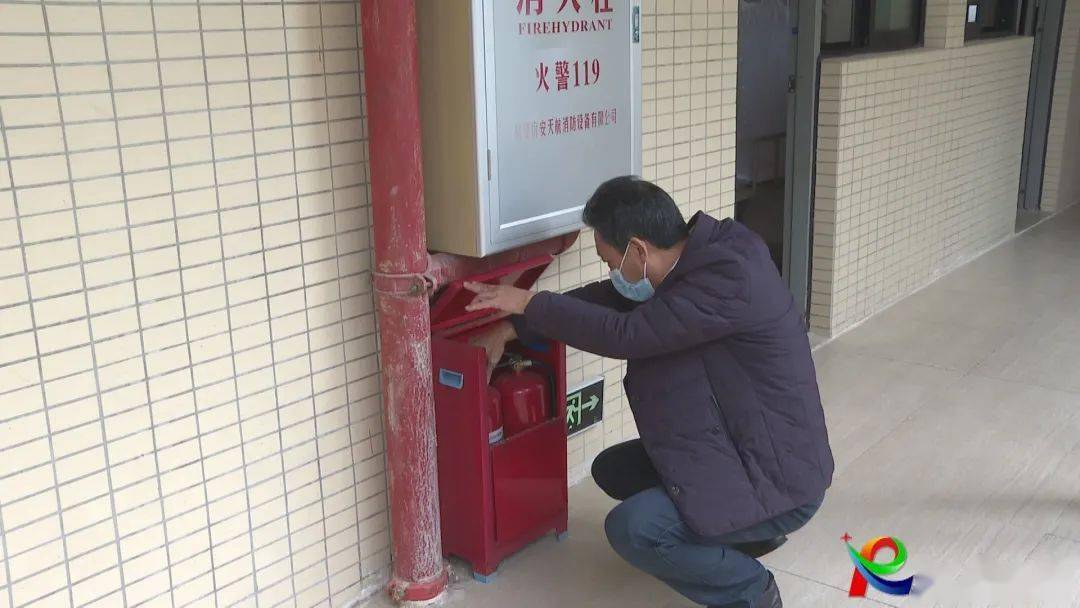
[{"x1": 466, "y1": 176, "x2": 834, "y2": 608}]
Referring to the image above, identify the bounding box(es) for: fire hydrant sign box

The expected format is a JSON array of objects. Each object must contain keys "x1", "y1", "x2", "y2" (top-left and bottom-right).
[{"x1": 417, "y1": 0, "x2": 643, "y2": 257}]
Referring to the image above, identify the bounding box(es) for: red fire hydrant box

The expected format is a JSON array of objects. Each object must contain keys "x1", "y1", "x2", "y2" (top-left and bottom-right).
[{"x1": 428, "y1": 255, "x2": 568, "y2": 581}]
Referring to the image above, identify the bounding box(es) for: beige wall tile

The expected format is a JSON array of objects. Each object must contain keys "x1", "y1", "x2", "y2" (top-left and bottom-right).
[
  {"x1": 0, "y1": 4, "x2": 46, "y2": 34},
  {"x1": 46, "y1": 4, "x2": 103, "y2": 35},
  {"x1": 0, "y1": 35, "x2": 50, "y2": 65}
]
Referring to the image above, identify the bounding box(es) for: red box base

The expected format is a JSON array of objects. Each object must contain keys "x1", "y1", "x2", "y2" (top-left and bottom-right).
[{"x1": 431, "y1": 330, "x2": 568, "y2": 578}]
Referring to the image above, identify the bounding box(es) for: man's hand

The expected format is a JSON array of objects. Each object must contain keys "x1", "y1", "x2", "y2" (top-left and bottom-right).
[
  {"x1": 468, "y1": 320, "x2": 516, "y2": 380},
  {"x1": 464, "y1": 282, "x2": 536, "y2": 315}
]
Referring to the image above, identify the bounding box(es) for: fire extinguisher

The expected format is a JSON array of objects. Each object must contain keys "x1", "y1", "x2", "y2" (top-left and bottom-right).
[
  {"x1": 491, "y1": 357, "x2": 551, "y2": 438},
  {"x1": 486, "y1": 386, "x2": 504, "y2": 444}
]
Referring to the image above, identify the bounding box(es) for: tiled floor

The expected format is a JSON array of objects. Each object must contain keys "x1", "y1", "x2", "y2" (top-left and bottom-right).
[{"x1": 365, "y1": 205, "x2": 1080, "y2": 608}]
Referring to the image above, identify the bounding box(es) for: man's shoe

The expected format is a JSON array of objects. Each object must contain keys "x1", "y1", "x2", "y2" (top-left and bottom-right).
[
  {"x1": 709, "y1": 571, "x2": 782, "y2": 608},
  {"x1": 756, "y1": 572, "x2": 782, "y2": 608},
  {"x1": 731, "y1": 535, "x2": 787, "y2": 558}
]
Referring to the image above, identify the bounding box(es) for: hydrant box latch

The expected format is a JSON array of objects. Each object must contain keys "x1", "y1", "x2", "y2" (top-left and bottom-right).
[{"x1": 428, "y1": 255, "x2": 569, "y2": 580}]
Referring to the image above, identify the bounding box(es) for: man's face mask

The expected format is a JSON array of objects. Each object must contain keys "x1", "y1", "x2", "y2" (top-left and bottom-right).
[{"x1": 610, "y1": 241, "x2": 655, "y2": 302}]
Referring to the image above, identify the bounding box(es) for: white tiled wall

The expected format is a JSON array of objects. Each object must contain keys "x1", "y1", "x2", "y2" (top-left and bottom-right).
[
  {"x1": 811, "y1": 37, "x2": 1033, "y2": 335},
  {"x1": 0, "y1": 0, "x2": 384, "y2": 606},
  {"x1": 1041, "y1": 0, "x2": 1080, "y2": 213},
  {"x1": 0, "y1": 0, "x2": 739, "y2": 605}
]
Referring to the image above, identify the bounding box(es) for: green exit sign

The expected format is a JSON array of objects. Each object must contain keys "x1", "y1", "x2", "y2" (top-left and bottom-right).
[{"x1": 566, "y1": 377, "x2": 604, "y2": 437}]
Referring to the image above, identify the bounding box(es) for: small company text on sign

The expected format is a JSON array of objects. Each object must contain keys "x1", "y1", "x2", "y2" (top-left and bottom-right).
[{"x1": 515, "y1": 107, "x2": 618, "y2": 140}]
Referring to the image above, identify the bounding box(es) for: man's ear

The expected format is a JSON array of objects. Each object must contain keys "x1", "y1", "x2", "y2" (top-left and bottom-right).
[{"x1": 629, "y1": 237, "x2": 650, "y2": 263}]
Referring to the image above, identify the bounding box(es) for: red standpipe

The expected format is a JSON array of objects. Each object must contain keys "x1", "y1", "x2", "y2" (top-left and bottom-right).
[{"x1": 360, "y1": 0, "x2": 448, "y2": 602}]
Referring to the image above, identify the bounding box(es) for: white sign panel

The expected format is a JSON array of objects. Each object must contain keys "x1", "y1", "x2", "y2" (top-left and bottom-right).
[{"x1": 485, "y1": 0, "x2": 641, "y2": 249}]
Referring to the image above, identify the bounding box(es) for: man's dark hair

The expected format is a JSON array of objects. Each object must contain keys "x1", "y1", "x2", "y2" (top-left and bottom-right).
[{"x1": 582, "y1": 176, "x2": 689, "y2": 251}]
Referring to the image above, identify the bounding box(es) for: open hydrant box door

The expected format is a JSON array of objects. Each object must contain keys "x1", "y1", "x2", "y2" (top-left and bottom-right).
[
  {"x1": 428, "y1": 255, "x2": 569, "y2": 582},
  {"x1": 429, "y1": 256, "x2": 552, "y2": 336}
]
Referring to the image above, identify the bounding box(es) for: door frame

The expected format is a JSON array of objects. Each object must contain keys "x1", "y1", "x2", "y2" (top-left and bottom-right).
[
  {"x1": 783, "y1": 0, "x2": 823, "y2": 320},
  {"x1": 1018, "y1": 0, "x2": 1067, "y2": 211}
]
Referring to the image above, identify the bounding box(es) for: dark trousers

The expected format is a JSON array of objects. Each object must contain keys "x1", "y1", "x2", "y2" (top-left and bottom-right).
[{"x1": 593, "y1": 439, "x2": 823, "y2": 608}]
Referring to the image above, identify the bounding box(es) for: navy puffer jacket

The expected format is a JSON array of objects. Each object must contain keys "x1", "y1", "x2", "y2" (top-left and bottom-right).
[{"x1": 516, "y1": 212, "x2": 834, "y2": 537}]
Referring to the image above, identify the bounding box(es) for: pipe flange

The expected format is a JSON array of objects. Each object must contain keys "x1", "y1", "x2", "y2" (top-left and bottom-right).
[{"x1": 373, "y1": 271, "x2": 433, "y2": 297}]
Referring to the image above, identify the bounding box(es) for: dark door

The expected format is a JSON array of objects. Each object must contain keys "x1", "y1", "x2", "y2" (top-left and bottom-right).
[{"x1": 1018, "y1": 0, "x2": 1067, "y2": 211}]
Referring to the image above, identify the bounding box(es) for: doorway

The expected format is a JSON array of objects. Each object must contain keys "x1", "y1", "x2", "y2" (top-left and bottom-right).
[
  {"x1": 1017, "y1": 0, "x2": 1067, "y2": 223},
  {"x1": 735, "y1": 0, "x2": 820, "y2": 315}
]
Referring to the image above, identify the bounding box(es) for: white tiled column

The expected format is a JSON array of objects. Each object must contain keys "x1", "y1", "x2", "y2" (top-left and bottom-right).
[
  {"x1": 924, "y1": 0, "x2": 968, "y2": 48},
  {"x1": 811, "y1": 39, "x2": 1033, "y2": 336}
]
